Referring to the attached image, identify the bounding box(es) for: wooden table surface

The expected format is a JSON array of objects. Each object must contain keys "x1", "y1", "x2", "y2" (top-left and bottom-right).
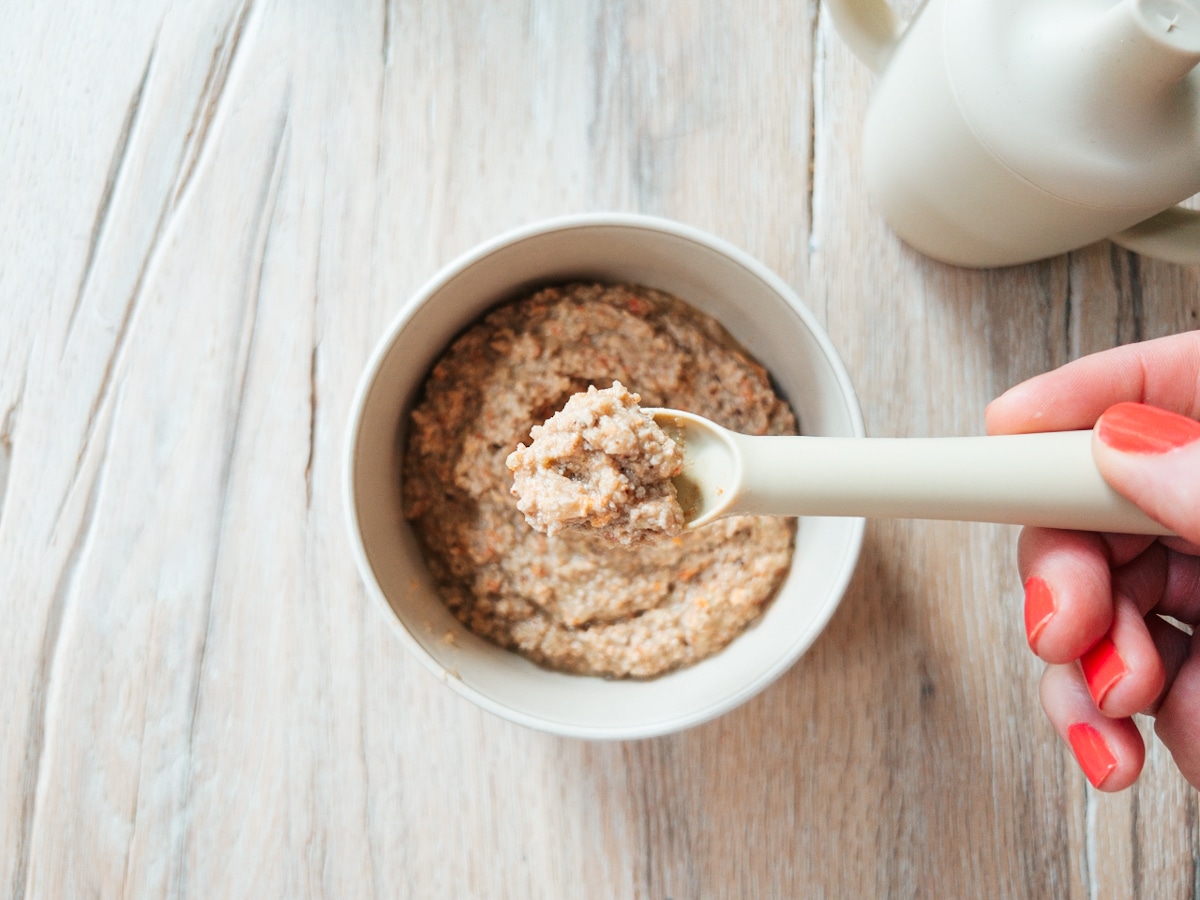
[{"x1": 5, "y1": 2, "x2": 1199, "y2": 896}]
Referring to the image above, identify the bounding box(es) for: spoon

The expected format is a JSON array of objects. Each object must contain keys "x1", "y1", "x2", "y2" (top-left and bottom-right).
[{"x1": 647, "y1": 408, "x2": 1172, "y2": 535}]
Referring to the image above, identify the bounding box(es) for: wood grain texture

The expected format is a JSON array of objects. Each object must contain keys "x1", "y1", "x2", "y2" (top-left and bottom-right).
[{"x1": 3, "y1": 1, "x2": 1198, "y2": 896}]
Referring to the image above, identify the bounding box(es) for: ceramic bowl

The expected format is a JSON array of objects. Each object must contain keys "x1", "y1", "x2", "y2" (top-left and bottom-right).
[{"x1": 344, "y1": 213, "x2": 865, "y2": 739}]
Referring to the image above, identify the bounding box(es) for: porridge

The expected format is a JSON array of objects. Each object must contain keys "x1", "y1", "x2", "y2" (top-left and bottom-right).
[
  {"x1": 401, "y1": 282, "x2": 797, "y2": 678},
  {"x1": 507, "y1": 382, "x2": 685, "y2": 546}
]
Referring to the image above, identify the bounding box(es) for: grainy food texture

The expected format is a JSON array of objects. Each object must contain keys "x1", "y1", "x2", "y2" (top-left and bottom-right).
[
  {"x1": 506, "y1": 381, "x2": 685, "y2": 546},
  {"x1": 401, "y1": 283, "x2": 798, "y2": 678}
]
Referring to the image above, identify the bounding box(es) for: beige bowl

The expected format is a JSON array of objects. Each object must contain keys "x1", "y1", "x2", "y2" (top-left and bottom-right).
[{"x1": 344, "y1": 214, "x2": 864, "y2": 739}]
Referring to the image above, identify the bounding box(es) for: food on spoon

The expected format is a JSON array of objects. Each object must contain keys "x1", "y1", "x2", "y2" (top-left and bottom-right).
[
  {"x1": 507, "y1": 382, "x2": 685, "y2": 546},
  {"x1": 401, "y1": 282, "x2": 796, "y2": 679}
]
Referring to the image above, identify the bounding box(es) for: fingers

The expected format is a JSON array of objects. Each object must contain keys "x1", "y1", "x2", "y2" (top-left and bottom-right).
[
  {"x1": 1092, "y1": 403, "x2": 1200, "y2": 546},
  {"x1": 1028, "y1": 543, "x2": 1197, "y2": 791},
  {"x1": 1017, "y1": 527, "x2": 1153, "y2": 663},
  {"x1": 1079, "y1": 588, "x2": 1165, "y2": 719},
  {"x1": 1041, "y1": 663, "x2": 1145, "y2": 791},
  {"x1": 985, "y1": 332, "x2": 1200, "y2": 435},
  {"x1": 1159, "y1": 546, "x2": 1200, "y2": 625},
  {"x1": 1144, "y1": 615, "x2": 1193, "y2": 715},
  {"x1": 1021, "y1": 532, "x2": 1169, "y2": 715},
  {"x1": 991, "y1": 334, "x2": 1200, "y2": 792},
  {"x1": 1154, "y1": 632, "x2": 1200, "y2": 790},
  {"x1": 1042, "y1": 621, "x2": 1197, "y2": 791}
]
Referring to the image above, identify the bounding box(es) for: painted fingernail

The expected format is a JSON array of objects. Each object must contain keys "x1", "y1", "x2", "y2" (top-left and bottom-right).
[
  {"x1": 1080, "y1": 636, "x2": 1128, "y2": 707},
  {"x1": 1023, "y1": 576, "x2": 1056, "y2": 651},
  {"x1": 1096, "y1": 402, "x2": 1200, "y2": 455},
  {"x1": 1068, "y1": 722, "x2": 1118, "y2": 788}
]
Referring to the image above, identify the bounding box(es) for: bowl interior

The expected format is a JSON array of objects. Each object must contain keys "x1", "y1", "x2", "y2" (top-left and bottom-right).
[{"x1": 347, "y1": 219, "x2": 864, "y2": 739}]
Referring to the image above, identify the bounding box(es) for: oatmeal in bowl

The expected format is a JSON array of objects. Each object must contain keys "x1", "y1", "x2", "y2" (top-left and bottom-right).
[
  {"x1": 404, "y1": 284, "x2": 797, "y2": 679},
  {"x1": 344, "y1": 214, "x2": 864, "y2": 738}
]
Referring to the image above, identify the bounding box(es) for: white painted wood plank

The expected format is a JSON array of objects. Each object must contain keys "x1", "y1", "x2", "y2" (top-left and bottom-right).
[{"x1": 3, "y1": 1, "x2": 1197, "y2": 897}]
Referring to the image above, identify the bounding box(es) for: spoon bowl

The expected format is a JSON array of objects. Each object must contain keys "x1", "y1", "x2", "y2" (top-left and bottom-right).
[{"x1": 648, "y1": 408, "x2": 741, "y2": 528}]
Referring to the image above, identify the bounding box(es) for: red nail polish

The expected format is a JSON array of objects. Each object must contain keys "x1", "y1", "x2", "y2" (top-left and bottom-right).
[
  {"x1": 1023, "y1": 576, "x2": 1056, "y2": 651},
  {"x1": 1068, "y1": 722, "x2": 1118, "y2": 788},
  {"x1": 1096, "y1": 402, "x2": 1200, "y2": 455},
  {"x1": 1080, "y1": 636, "x2": 1128, "y2": 707}
]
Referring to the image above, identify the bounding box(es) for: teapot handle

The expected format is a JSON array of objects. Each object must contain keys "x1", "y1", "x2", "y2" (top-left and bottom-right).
[
  {"x1": 1110, "y1": 207, "x2": 1200, "y2": 266},
  {"x1": 822, "y1": 0, "x2": 906, "y2": 73}
]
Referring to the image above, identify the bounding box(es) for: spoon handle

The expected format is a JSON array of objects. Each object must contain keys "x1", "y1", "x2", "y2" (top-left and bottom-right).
[{"x1": 731, "y1": 430, "x2": 1171, "y2": 534}]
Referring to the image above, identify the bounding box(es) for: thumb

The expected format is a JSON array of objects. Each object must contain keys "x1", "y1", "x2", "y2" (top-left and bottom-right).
[{"x1": 1093, "y1": 402, "x2": 1200, "y2": 545}]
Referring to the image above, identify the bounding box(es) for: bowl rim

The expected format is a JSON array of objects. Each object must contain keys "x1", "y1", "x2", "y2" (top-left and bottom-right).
[{"x1": 342, "y1": 212, "x2": 866, "y2": 739}]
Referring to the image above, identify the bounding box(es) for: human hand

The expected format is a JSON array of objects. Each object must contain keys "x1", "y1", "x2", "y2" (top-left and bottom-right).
[{"x1": 986, "y1": 331, "x2": 1200, "y2": 791}]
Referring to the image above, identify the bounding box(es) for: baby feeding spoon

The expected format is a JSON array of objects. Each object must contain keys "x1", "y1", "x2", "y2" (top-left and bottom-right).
[{"x1": 648, "y1": 409, "x2": 1172, "y2": 535}]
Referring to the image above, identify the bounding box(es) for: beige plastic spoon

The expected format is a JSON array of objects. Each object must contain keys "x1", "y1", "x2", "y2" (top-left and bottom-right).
[{"x1": 648, "y1": 409, "x2": 1172, "y2": 535}]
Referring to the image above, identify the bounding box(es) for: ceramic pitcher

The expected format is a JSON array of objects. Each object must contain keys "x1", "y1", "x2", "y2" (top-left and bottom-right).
[{"x1": 825, "y1": 0, "x2": 1200, "y2": 267}]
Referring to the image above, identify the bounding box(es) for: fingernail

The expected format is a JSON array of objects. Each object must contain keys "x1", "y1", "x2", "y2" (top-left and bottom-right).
[
  {"x1": 1068, "y1": 722, "x2": 1118, "y2": 788},
  {"x1": 1080, "y1": 636, "x2": 1128, "y2": 707},
  {"x1": 1096, "y1": 402, "x2": 1200, "y2": 455},
  {"x1": 1023, "y1": 576, "x2": 1056, "y2": 651}
]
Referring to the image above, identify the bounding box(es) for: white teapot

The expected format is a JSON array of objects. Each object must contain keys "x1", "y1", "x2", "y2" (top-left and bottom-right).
[{"x1": 825, "y1": 0, "x2": 1200, "y2": 267}]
